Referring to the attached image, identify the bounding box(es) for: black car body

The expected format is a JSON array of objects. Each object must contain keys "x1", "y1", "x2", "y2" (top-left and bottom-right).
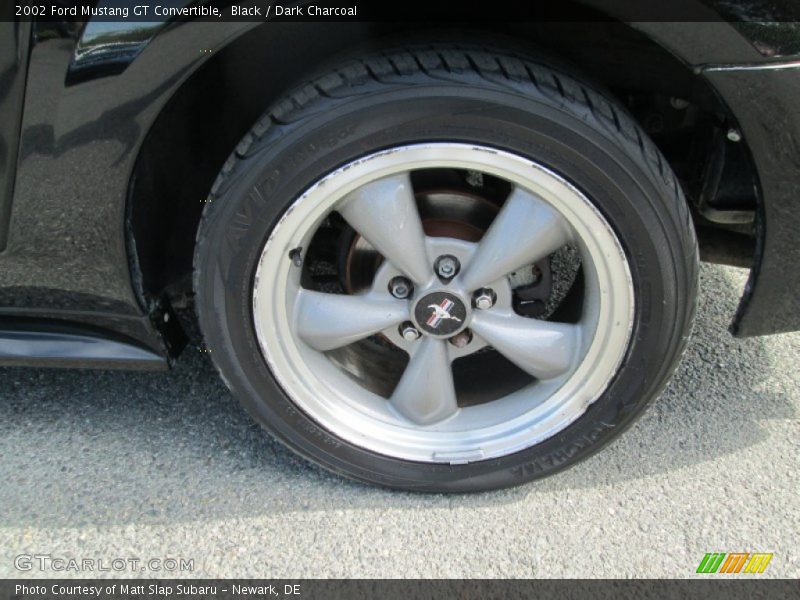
[{"x1": 2, "y1": 5, "x2": 800, "y2": 370}]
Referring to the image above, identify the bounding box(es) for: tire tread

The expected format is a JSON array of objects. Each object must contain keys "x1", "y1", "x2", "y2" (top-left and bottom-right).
[
  {"x1": 198, "y1": 42, "x2": 698, "y2": 360},
  {"x1": 193, "y1": 44, "x2": 700, "y2": 490}
]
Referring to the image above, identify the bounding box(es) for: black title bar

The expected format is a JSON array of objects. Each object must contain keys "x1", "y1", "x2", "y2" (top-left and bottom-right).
[{"x1": 6, "y1": 0, "x2": 800, "y2": 23}]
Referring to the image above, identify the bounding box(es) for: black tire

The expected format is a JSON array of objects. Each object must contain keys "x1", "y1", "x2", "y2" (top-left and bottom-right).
[{"x1": 194, "y1": 44, "x2": 698, "y2": 492}]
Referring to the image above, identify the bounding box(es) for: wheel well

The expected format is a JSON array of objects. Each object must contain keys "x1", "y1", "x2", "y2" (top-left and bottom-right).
[{"x1": 128, "y1": 18, "x2": 759, "y2": 316}]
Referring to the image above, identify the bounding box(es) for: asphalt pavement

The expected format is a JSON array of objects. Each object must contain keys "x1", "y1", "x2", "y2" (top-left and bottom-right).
[{"x1": 0, "y1": 263, "x2": 797, "y2": 578}]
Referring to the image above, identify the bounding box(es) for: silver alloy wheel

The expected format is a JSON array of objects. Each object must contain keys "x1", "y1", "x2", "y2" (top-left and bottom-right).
[{"x1": 253, "y1": 144, "x2": 634, "y2": 463}]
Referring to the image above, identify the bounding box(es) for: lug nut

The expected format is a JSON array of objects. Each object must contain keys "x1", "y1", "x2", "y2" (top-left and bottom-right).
[
  {"x1": 473, "y1": 288, "x2": 496, "y2": 310},
  {"x1": 449, "y1": 329, "x2": 473, "y2": 348},
  {"x1": 389, "y1": 276, "x2": 413, "y2": 299},
  {"x1": 399, "y1": 322, "x2": 421, "y2": 341},
  {"x1": 435, "y1": 255, "x2": 460, "y2": 280}
]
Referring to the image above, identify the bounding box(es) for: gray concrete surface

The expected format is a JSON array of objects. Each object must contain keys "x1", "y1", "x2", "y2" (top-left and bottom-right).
[{"x1": 0, "y1": 264, "x2": 797, "y2": 579}]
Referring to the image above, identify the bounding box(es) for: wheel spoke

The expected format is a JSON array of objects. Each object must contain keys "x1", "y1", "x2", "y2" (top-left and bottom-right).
[
  {"x1": 459, "y1": 186, "x2": 571, "y2": 291},
  {"x1": 470, "y1": 311, "x2": 580, "y2": 380},
  {"x1": 338, "y1": 173, "x2": 432, "y2": 285},
  {"x1": 390, "y1": 338, "x2": 458, "y2": 425},
  {"x1": 295, "y1": 290, "x2": 408, "y2": 352}
]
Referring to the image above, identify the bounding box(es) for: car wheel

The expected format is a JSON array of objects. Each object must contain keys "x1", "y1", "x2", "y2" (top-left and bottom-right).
[{"x1": 194, "y1": 45, "x2": 698, "y2": 492}]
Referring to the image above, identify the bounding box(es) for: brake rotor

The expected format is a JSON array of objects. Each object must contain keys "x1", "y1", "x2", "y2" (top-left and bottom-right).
[{"x1": 342, "y1": 190, "x2": 497, "y2": 293}]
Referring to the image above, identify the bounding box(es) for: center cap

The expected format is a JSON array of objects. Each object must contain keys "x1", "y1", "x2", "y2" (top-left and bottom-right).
[{"x1": 414, "y1": 291, "x2": 468, "y2": 337}]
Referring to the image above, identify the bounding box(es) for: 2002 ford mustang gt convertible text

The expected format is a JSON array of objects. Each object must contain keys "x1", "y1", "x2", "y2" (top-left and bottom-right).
[{"x1": 1, "y1": 4, "x2": 799, "y2": 491}]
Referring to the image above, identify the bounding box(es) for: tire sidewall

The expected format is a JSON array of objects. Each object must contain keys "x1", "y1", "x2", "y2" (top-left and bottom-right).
[{"x1": 196, "y1": 83, "x2": 690, "y2": 492}]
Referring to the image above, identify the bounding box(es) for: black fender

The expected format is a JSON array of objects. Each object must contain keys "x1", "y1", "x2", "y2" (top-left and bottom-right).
[{"x1": 0, "y1": 2, "x2": 797, "y2": 369}]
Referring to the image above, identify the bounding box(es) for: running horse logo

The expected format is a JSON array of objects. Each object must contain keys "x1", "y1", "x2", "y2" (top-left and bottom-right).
[{"x1": 426, "y1": 299, "x2": 462, "y2": 329}]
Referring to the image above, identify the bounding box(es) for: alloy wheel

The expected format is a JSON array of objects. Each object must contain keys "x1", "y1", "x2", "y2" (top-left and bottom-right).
[{"x1": 252, "y1": 143, "x2": 634, "y2": 463}]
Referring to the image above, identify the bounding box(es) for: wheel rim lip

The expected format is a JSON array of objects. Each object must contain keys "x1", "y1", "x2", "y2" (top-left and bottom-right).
[{"x1": 252, "y1": 143, "x2": 634, "y2": 463}]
